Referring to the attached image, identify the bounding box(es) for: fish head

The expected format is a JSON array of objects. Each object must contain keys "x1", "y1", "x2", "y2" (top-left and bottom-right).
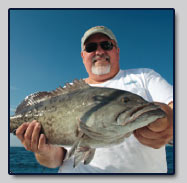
[
  {"x1": 84, "y1": 89, "x2": 166, "y2": 130},
  {"x1": 113, "y1": 91, "x2": 166, "y2": 126},
  {"x1": 115, "y1": 93, "x2": 166, "y2": 126}
]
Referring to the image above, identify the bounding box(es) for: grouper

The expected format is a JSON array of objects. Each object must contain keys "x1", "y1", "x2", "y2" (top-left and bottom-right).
[{"x1": 10, "y1": 79, "x2": 166, "y2": 167}]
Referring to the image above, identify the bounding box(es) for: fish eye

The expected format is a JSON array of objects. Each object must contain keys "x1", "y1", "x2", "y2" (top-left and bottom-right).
[{"x1": 121, "y1": 97, "x2": 130, "y2": 103}]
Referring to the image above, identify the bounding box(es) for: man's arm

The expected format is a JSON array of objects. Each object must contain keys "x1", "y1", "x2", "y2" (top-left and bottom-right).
[
  {"x1": 16, "y1": 120, "x2": 67, "y2": 168},
  {"x1": 34, "y1": 133, "x2": 67, "y2": 168},
  {"x1": 134, "y1": 101, "x2": 173, "y2": 149}
]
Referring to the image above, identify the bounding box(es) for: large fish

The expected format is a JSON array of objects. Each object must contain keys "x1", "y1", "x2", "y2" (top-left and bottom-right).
[{"x1": 10, "y1": 79, "x2": 166, "y2": 167}]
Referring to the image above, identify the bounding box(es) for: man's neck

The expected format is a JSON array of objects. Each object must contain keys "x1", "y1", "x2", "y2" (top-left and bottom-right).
[
  {"x1": 84, "y1": 78, "x2": 106, "y2": 84},
  {"x1": 85, "y1": 70, "x2": 120, "y2": 84}
]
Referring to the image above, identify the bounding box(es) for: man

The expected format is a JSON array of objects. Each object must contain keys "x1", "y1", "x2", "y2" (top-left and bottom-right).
[{"x1": 16, "y1": 26, "x2": 173, "y2": 173}]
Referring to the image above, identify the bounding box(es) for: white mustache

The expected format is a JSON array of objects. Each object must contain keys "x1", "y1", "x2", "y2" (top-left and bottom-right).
[{"x1": 92, "y1": 54, "x2": 110, "y2": 63}]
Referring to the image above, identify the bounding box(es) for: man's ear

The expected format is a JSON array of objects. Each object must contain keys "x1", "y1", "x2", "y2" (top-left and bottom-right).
[
  {"x1": 117, "y1": 47, "x2": 120, "y2": 54},
  {"x1": 81, "y1": 51, "x2": 84, "y2": 59}
]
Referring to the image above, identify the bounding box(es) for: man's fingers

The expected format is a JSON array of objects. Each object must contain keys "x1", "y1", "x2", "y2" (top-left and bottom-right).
[
  {"x1": 16, "y1": 122, "x2": 29, "y2": 142},
  {"x1": 134, "y1": 130, "x2": 167, "y2": 149},
  {"x1": 147, "y1": 117, "x2": 169, "y2": 132},
  {"x1": 23, "y1": 121, "x2": 37, "y2": 151},
  {"x1": 15, "y1": 120, "x2": 48, "y2": 153},
  {"x1": 38, "y1": 134, "x2": 47, "y2": 150},
  {"x1": 148, "y1": 102, "x2": 173, "y2": 132},
  {"x1": 135, "y1": 126, "x2": 169, "y2": 140},
  {"x1": 31, "y1": 123, "x2": 41, "y2": 152}
]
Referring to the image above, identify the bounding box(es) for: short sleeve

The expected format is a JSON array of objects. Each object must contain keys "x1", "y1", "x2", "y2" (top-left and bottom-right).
[{"x1": 142, "y1": 68, "x2": 173, "y2": 104}]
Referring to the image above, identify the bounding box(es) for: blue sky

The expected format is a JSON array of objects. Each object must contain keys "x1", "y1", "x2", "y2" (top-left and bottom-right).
[{"x1": 9, "y1": 9, "x2": 174, "y2": 146}]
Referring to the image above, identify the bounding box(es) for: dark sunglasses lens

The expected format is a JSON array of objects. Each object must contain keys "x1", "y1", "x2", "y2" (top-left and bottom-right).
[
  {"x1": 101, "y1": 41, "x2": 113, "y2": 50},
  {"x1": 85, "y1": 43, "x2": 97, "y2": 53}
]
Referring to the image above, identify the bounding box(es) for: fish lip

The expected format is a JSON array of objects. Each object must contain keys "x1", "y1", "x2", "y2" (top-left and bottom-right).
[
  {"x1": 129, "y1": 104, "x2": 151, "y2": 117},
  {"x1": 116, "y1": 103, "x2": 162, "y2": 125}
]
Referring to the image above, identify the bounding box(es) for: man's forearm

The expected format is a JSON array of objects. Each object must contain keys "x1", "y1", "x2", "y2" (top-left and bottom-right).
[{"x1": 35, "y1": 146, "x2": 67, "y2": 168}]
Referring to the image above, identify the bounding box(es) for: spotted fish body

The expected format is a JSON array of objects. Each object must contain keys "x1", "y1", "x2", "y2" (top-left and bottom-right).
[{"x1": 10, "y1": 79, "x2": 166, "y2": 167}]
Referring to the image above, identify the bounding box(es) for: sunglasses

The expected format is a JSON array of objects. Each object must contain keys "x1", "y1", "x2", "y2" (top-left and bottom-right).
[{"x1": 84, "y1": 41, "x2": 115, "y2": 53}]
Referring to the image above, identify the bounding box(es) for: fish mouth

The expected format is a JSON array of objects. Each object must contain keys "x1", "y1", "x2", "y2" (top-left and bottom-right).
[{"x1": 116, "y1": 103, "x2": 166, "y2": 125}]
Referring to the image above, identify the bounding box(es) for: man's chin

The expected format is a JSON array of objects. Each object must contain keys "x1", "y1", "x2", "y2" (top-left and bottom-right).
[{"x1": 91, "y1": 65, "x2": 111, "y2": 75}]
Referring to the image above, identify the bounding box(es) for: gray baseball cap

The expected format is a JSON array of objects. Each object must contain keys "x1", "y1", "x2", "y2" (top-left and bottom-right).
[{"x1": 81, "y1": 26, "x2": 118, "y2": 51}]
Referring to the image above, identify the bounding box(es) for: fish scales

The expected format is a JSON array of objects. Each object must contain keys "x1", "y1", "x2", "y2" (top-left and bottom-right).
[{"x1": 10, "y1": 79, "x2": 166, "y2": 167}]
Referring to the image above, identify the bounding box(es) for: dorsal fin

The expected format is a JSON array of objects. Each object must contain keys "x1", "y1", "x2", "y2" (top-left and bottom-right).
[
  {"x1": 49, "y1": 79, "x2": 90, "y2": 96},
  {"x1": 15, "y1": 91, "x2": 53, "y2": 115},
  {"x1": 15, "y1": 79, "x2": 90, "y2": 115}
]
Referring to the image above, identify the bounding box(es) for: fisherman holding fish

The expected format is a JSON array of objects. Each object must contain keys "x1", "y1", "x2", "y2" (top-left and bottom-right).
[{"x1": 14, "y1": 26, "x2": 173, "y2": 173}]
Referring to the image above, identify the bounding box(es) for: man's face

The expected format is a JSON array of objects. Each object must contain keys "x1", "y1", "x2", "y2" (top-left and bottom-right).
[{"x1": 81, "y1": 33, "x2": 120, "y2": 83}]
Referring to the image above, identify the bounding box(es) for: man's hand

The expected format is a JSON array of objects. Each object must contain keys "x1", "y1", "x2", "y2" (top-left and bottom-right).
[
  {"x1": 16, "y1": 120, "x2": 66, "y2": 168},
  {"x1": 133, "y1": 102, "x2": 173, "y2": 149},
  {"x1": 16, "y1": 120, "x2": 51, "y2": 154}
]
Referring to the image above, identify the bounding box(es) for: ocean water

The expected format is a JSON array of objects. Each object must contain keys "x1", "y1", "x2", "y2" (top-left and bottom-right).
[
  {"x1": 9, "y1": 146, "x2": 174, "y2": 174},
  {"x1": 9, "y1": 147, "x2": 59, "y2": 174}
]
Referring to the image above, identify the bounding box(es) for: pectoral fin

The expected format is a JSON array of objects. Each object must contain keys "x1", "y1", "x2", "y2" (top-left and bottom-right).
[
  {"x1": 84, "y1": 148, "x2": 96, "y2": 165},
  {"x1": 65, "y1": 130, "x2": 96, "y2": 168},
  {"x1": 65, "y1": 131, "x2": 84, "y2": 160},
  {"x1": 73, "y1": 146, "x2": 96, "y2": 168}
]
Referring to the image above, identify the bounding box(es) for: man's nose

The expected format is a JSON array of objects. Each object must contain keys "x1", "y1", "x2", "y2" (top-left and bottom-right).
[{"x1": 95, "y1": 44, "x2": 105, "y2": 54}]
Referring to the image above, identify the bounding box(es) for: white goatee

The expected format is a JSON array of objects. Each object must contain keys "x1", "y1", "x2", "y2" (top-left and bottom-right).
[
  {"x1": 91, "y1": 64, "x2": 111, "y2": 75},
  {"x1": 91, "y1": 54, "x2": 111, "y2": 75}
]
